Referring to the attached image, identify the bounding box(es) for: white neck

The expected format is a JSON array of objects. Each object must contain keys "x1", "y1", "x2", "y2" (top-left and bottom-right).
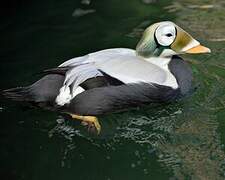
[
  {"x1": 141, "y1": 56, "x2": 172, "y2": 71},
  {"x1": 136, "y1": 49, "x2": 177, "y2": 69},
  {"x1": 159, "y1": 49, "x2": 177, "y2": 58},
  {"x1": 139, "y1": 54, "x2": 179, "y2": 89}
]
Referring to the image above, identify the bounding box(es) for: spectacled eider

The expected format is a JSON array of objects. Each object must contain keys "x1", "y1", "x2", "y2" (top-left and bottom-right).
[{"x1": 3, "y1": 21, "x2": 211, "y2": 134}]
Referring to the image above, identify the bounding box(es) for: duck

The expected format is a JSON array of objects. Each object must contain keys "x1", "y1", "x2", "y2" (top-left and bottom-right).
[{"x1": 3, "y1": 21, "x2": 211, "y2": 134}]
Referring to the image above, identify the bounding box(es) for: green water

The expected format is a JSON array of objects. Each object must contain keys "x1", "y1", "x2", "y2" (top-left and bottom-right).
[{"x1": 1, "y1": 0, "x2": 225, "y2": 179}]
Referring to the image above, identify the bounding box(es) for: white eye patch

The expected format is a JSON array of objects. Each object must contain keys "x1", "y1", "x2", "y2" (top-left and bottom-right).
[{"x1": 155, "y1": 24, "x2": 176, "y2": 46}]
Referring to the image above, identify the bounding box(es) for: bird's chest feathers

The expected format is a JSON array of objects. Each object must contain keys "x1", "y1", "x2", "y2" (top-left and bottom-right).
[{"x1": 143, "y1": 57, "x2": 178, "y2": 89}]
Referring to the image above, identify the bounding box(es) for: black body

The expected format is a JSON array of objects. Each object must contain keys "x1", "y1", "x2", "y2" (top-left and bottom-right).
[
  {"x1": 67, "y1": 83, "x2": 179, "y2": 115},
  {"x1": 3, "y1": 56, "x2": 192, "y2": 115}
]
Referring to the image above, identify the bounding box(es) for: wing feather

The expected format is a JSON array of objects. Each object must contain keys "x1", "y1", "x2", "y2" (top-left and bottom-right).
[
  {"x1": 56, "y1": 63, "x2": 103, "y2": 105},
  {"x1": 55, "y1": 48, "x2": 174, "y2": 106}
]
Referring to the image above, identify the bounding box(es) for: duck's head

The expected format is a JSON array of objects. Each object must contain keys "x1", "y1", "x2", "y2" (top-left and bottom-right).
[{"x1": 136, "y1": 21, "x2": 211, "y2": 58}]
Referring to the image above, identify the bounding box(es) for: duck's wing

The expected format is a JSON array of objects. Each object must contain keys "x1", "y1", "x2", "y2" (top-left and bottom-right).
[
  {"x1": 56, "y1": 48, "x2": 168, "y2": 105},
  {"x1": 56, "y1": 49, "x2": 132, "y2": 98},
  {"x1": 92, "y1": 52, "x2": 167, "y2": 85},
  {"x1": 60, "y1": 48, "x2": 167, "y2": 87}
]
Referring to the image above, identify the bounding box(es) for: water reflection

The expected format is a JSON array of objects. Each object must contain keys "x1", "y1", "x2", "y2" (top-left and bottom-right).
[
  {"x1": 72, "y1": 8, "x2": 96, "y2": 17},
  {"x1": 47, "y1": 103, "x2": 187, "y2": 177},
  {"x1": 72, "y1": 0, "x2": 95, "y2": 17},
  {"x1": 81, "y1": 0, "x2": 91, "y2": 5},
  {"x1": 126, "y1": 20, "x2": 151, "y2": 38}
]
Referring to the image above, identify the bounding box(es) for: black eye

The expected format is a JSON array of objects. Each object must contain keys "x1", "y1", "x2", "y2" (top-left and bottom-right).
[{"x1": 165, "y1": 33, "x2": 173, "y2": 37}]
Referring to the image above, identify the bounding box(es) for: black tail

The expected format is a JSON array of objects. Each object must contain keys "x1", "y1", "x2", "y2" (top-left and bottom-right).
[
  {"x1": 2, "y1": 86, "x2": 34, "y2": 102},
  {"x1": 2, "y1": 74, "x2": 65, "y2": 106}
]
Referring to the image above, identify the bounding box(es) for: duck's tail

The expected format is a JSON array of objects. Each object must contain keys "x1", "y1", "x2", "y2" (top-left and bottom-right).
[
  {"x1": 1, "y1": 86, "x2": 34, "y2": 102},
  {"x1": 2, "y1": 74, "x2": 65, "y2": 109}
]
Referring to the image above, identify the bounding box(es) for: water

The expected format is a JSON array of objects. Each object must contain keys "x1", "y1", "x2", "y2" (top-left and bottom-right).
[{"x1": 1, "y1": 0, "x2": 225, "y2": 179}]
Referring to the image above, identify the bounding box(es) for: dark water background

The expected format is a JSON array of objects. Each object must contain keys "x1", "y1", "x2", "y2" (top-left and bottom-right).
[{"x1": 1, "y1": 0, "x2": 225, "y2": 179}]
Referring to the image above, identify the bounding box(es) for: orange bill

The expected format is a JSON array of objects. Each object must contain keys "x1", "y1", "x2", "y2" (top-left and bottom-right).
[{"x1": 185, "y1": 44, "x2": 211, "y2": 54}]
